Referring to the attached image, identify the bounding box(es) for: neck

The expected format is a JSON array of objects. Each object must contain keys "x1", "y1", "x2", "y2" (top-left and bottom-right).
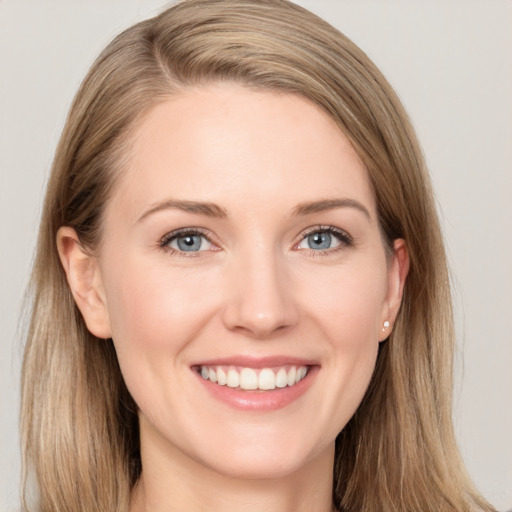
[{"x1": 130, "y1": 422, "x2": 335, "y2": 512}]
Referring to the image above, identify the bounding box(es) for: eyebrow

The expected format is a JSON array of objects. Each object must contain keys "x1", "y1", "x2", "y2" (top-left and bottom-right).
[
  {"x1": 137, "y1": 197, "x2": 371, "y2": 223},
  {"x1": 137, "y1": 199, "x2": 228, "y2": 223},
  {"x1": 292, "y1": 198, "x2": 371, "y2": 220}
]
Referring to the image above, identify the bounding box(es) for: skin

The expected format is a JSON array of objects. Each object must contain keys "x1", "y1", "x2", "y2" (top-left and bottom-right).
[{"x1": 58, "y1": 83, "x2": 409, "y2": 512}]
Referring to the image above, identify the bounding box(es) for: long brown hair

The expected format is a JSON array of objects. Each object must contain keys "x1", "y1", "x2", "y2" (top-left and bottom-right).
[{"x1": 21, "y1": 1, "x2": 495, "y2": 511}]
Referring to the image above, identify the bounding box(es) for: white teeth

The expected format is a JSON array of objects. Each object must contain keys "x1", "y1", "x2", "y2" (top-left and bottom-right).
[
  {"x1": 239, "y1": 368, "x2": 258, "y2": 390},
  {"x1": 258, "y1": 368, "x2": 276, "y2": 390},
  {"x1": 199, "y1": 364, "x2": 309, "y2": 391},
  {"x1": 226, "y1": 368, "x2": 240, "y2": 388},
  {"x1": 287, "y1": 366, "x2": 296, "y2": 386},
  {"x1": 217, "y1": 367, "x2": 227, "y2": 386},
  {"x1": 275, "y1": 368, "x2": 288, "y2": 388}
]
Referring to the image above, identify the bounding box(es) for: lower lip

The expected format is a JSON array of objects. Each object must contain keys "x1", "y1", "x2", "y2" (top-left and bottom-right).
[{"x1": 194, "y1": 366, "x2": 319, "y2": 411}]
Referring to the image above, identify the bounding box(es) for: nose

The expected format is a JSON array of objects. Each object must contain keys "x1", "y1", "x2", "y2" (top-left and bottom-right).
[{"x1": 221, "y1": 248, "x2": 299, "y2": 338}]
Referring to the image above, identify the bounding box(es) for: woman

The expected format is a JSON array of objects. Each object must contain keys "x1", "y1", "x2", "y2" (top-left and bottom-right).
[{"x1": 20, "y1": 1, "x2": 497, "y2": 511}]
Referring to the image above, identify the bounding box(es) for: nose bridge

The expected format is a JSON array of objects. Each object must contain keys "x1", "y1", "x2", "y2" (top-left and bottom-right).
[{"x1": 222, "y1": 241, "x2": 298, "y2": 337}]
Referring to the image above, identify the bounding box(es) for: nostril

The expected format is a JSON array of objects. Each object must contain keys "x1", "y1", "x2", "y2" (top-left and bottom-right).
[
  {"x1": 220, "y1": 258, "x2": 299, "y2": 336},
  {"x1": 223, "y1": 306, "x2": 298, "y2": 338}
]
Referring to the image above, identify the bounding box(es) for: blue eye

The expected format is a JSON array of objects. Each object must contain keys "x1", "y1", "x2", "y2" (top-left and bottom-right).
[
  {"x1": 297, "y1": 228, "x2": 350, "y2": 251},
  {"x1": 163, "y1": 231, "x2": 213, "y2": 252},
  {"x1": 306, "y1": 231, "x2": 334, "y2": 250}
]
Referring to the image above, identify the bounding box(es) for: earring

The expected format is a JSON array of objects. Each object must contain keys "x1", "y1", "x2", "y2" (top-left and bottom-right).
[{"x1": 382, "y1": 320, "x2": 390, "y2": 332}]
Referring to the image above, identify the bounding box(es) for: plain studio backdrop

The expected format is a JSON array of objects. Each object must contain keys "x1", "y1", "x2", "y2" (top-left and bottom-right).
[{"x1": 1, "y1": 1, "x2": 511, "y2": 510}]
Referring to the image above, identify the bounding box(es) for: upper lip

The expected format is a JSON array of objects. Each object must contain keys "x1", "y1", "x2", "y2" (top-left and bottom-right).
[{"x1": 191, "y1": 355, "x2": 319, "y2": 369}]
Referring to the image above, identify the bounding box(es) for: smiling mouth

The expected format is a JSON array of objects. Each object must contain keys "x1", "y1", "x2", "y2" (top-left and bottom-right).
[{"x1": 196, "y1": 365, "x2": 309, "y2": 391}]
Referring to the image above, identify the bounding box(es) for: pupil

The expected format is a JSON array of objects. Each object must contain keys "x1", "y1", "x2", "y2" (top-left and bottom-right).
[
  {"x1": 177, "y1": 235, "x2": 201, "y2": 251},
  {"x1": 308, "y1": 231, "x2": 331, "y2": 250}
]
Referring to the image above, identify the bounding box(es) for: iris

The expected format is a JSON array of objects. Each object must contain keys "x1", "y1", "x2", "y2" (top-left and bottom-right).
[
  {"x1": 307, "y1": 231, "x2": 332, "y2": 250},
  {"x1": 176, "y1": 234, "x2": 204, "y2": 251}
]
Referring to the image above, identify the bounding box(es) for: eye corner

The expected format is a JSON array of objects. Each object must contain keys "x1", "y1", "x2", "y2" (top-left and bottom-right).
[
  {"x1": 159, "y1": 227, "x2": 220, "y2": 256},
  {"x1": 294, "y1": 225, "x2": 353, "y2": 254}
]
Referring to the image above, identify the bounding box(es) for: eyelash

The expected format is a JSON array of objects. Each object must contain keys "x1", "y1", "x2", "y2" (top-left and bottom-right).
[
  {"x1": 159, "y1": 227, "x2": 216, "y2": 257},
  {"x1": 297, "y1": 225, "x2": 353, "y2": 256},
  {"x1": 159, "y1": 225, "x2": 353, "y2": 257}
]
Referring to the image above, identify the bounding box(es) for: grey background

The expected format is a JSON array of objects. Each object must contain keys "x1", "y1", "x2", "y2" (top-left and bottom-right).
[{"x1": 1, "y1": 1, "x2": 511, "y2": 510}]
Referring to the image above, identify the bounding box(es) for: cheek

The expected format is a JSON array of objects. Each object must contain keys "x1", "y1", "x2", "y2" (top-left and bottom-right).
[
  {"x1": 300, "y1": 259, "x2": 386, "y2": 421},
  {"x1": 101, "y1": 258, "x2": 224, "y2": 433},
  {"x1": 301, "y1": 257, "x2": 388, "y2": 339},
  {"x1": 102, "y1": 256, "x2": 219, "y2": 371}
]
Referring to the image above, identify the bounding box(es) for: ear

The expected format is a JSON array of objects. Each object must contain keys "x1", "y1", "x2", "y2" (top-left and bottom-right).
[
  {"x1": 378, "y1": 238, "x2": 409, "y2": 342},
  {"x1": 56, "y1": 226, "x2": 112, "y2": 338}
]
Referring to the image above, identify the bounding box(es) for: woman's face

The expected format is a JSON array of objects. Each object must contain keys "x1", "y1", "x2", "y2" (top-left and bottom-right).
[{"x1": 67, "y1": 84, "x2": 407, "y2": 480}]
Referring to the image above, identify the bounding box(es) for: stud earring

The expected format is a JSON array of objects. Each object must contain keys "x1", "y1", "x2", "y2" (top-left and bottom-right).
[{"x1": 382, "y1": 320, "x2": 390, "y2": 332}]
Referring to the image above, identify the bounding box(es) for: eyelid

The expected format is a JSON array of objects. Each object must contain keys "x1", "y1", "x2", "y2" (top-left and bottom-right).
[
  {"x1": 301, "y1": 225, "x2": 352, "y2": 241},
  {"x1": 158, "y1": 225, "x2": 352, "y2": 256},
  {"x1": 294, "y1": 225, "x2": 353, "y2": 252},
  {"x1": 159, "y1": 227, "x2": 220, "y2": 254}
]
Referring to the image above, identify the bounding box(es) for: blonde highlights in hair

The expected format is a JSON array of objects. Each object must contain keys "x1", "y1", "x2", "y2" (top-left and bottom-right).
[{"x1": 21, "y1": 1, "x2": 495, "y2": 511}]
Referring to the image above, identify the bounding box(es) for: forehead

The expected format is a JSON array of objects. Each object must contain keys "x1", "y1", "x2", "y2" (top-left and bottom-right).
[{"x1": 109, "y1": 83, "x2": 376, "y2": 220}]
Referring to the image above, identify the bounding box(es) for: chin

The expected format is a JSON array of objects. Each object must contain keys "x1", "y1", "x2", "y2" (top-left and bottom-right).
[
  {"x1": 198, "y1": 448, "x2": 322, "y2": 481},
  {"x1": 178, "y1": 422, "x2": 336, "y2": 482}
]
